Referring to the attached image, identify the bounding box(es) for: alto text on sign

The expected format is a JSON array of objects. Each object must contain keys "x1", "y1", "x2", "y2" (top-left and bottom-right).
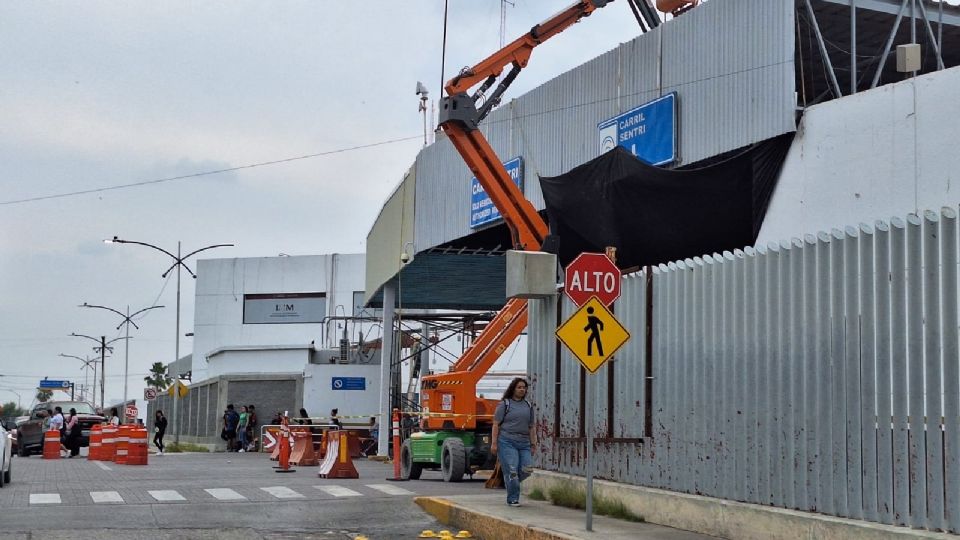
[{"x1": 564, "y1": 252, "x2": 621, "y2": 307}]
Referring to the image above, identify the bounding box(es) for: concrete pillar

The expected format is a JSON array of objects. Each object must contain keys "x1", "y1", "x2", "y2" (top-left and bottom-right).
[{"x1": 378, "y1": 283, "x2": 396, "y2": 456}]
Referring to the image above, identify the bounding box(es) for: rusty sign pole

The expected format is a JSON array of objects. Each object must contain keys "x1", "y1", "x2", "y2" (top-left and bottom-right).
[{"x1": 585, "y1": 371, "x2": 594, "y2": 531}]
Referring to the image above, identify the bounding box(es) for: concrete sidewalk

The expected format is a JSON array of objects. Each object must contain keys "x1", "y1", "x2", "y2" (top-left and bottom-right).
[{"x1": 415, "y1": 493, "x2": 719, "y2": 540}]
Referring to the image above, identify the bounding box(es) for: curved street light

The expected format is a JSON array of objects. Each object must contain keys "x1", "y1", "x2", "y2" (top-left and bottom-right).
[
  {"x1": 70, "y1": 333, "x2": 127, "y2": 410},
  {"x1": 80, "y1": 302, "x2": 163, "y2": 422},
  {"x1": 59, "y1": 353, "x2": 96, "y2": 403},
  {"x1": 105, "y1": 236, "x2": 233, "y2": 443},
  {"x1": 0, "y1": 387, "x2": 23, "y2": 409}
]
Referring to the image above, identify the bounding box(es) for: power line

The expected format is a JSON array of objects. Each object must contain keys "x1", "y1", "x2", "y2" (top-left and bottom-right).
[{"x1": 1, "y1": 134, "x2": 422, "y2": 206}]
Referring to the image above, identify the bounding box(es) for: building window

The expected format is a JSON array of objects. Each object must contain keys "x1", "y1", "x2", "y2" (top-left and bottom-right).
[{"x1": 353, "y1": 291, "x2": 382, "y2": 318}]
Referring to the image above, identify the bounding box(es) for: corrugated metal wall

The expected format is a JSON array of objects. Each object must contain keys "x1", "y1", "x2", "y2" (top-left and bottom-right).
[
  {"x1": 528, "y1": 206, "x2": 960, "y2": 533},
  {"x1": 414, "y1": 0, "x2": 796, "y2": 251}
]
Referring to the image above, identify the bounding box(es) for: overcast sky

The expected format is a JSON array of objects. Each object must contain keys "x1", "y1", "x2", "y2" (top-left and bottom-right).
[{"x1": 0, "y1": 1, "x2": 648, "y2": 410}]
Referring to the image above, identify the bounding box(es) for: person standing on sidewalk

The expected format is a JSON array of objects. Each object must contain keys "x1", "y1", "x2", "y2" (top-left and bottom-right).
[
  {"x1": 237, "y1": 406, "x2": 249, "y2": 452},
  {"x1": 491, "y1": 377, "x2": 537, "y2": 507},
  {"x1": 154, "y1": 410, "x2": 168, "y2": 455}
]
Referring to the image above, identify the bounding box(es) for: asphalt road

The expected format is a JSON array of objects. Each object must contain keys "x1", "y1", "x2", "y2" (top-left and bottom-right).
[{"x1": 0, "y1": 450, "x2": 490, "y2": 539}]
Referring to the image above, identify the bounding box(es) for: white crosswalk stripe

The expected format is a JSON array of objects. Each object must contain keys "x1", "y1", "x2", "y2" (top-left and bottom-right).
[
  {"x1": 148, "y1": 490, "x2": 187, "y2": 502},
  {"x1": 205, "y1": 488, "x2": 247, "y2": 501},
  {"x1": 90, "y1": 491, "x2": 124, "y2": 504},
  {"x1": 365, "y1": 483, "x2": 415, "y2": 496},
  {"x1": 24, "y1": 483, "x2": 411, "y2": 506},
  {"x1": 260, "y1": 486, "x2": 304, "y2": 499},
  {"x1": 29, "y1": 493, "x2": 61, "y2": 505},
  {"x1": 314, "y1": 485, "x2": 362, "y2": 497}
]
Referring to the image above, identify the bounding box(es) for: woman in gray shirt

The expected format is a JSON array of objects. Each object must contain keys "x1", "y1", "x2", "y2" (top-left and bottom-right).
[{"x1": 492, "y1": 377, "x2": 538, "y2": 506}]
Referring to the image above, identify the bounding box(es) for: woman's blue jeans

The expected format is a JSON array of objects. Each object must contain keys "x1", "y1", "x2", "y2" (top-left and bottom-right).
[
  {"x1": 238, "y1": 427, "x2": 248, "y2": 449},
  {"x1": 498, "y1": 437, "x2": 532, "y2": 503}
]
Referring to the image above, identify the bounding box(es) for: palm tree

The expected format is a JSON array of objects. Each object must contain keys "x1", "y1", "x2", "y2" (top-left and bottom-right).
[
  {"x1": 144, "y1": 362, "x2": 173, "y2": 391},
  {"x1": 35, "y1": 389, "x2": 53, "y2": 403}
]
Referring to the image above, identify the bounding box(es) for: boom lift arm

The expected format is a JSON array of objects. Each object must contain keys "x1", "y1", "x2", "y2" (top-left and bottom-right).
[{"x1": 420, "y1": 1, "x2": 613, "y2": 431}]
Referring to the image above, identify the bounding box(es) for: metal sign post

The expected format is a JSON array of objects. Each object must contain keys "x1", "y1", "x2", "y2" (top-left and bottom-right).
[
  {"x1": 585, "y1": 372, "x2": 594, "y2": 532},
  {"x1": 556, "y1": 251, "x2": 629, "y2": 533}
]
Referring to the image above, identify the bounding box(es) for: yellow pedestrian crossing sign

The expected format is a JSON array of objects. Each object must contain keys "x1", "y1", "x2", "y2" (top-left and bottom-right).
[{"x1": 555, "y1": 296, "x2": 630, "y2": 373}]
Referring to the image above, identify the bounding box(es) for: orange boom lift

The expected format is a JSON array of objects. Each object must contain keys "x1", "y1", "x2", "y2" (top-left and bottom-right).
[{"x1": 402, "y1": 1, "x2": 613, "y2": 482}]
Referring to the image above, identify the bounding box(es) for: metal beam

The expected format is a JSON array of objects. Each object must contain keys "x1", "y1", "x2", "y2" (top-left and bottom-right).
[
  {"x1": 804, "y1": 0, "x2": 844, "y2": 98},
  {"x1": 852, "y1": 0, "x2": 857, "y2": 94},
  {"x1": 917, "y1": 0, "x2": 947, "y2": 69},
  {"x1": 820, "y1": 0, "x2": 960, "y2": 26},
  {"x1": 871, "y1": 0, "x2": 909, "y2": 88}
]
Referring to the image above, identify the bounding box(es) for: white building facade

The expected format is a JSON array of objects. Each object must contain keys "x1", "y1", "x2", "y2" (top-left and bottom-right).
[{"x1": 190, "y1": 254, "x2": 383, "y2": 423}]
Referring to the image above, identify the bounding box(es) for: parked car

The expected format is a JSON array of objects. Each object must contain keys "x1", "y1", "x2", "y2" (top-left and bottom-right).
[
  {"x1": 1, "y1": 419, "x2": 17, "y2": 455},
  {"x1": 16, "y1": 402, "x2": 105, "y2": 457},
  {"x1": 0, "y1": 420, "x2": 12, "y2": 487}
]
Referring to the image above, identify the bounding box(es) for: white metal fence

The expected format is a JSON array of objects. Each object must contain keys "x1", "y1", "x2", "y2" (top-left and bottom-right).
[{"x1": 529, "y1": 206, "x2": 960, "y2": 533}]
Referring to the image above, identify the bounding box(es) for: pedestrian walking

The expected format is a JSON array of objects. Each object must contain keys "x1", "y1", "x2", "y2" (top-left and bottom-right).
[
  {"x1": 64, "y1": 408, "x2": 81, "y2": 457},
  {"x1": 491, "y1": 377, "x2": 537, "y2": 507},
  {"x1": 297, "y1": 408, "x2": 312, "y2": 425},
  {"x1": 106, "y1": 407, "x2": 121, "y2": 426},
  {"x1": 154, "y1": 410, "x2": 168, "y2": 455},
  {"x1": 330, "y1": 408, "x2": 342, "y2": 430},
  {"x1": 48, "y1": 406, "x2": 67, "y2": 457}
]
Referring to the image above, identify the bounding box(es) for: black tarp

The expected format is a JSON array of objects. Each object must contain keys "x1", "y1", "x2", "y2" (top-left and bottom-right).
[{"x1": 539, "y1": 133, "x2": 794, "y2": 270}]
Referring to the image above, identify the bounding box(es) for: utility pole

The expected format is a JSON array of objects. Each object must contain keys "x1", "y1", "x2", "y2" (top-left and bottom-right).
[
  {"x1": 100, "y1": 336, "x2": 106, "y2": 411},
  {"x1": 106, "y1": 236, "x2": 232, "y2": 443},
  {"x1": 79, "y1": 302, "x2": 162, "y2": 422}
]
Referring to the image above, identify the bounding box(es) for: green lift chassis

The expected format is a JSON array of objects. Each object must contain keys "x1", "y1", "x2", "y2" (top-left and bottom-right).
[{"x1": 400, "y1": 430, "x2": 496, "y2": 482}]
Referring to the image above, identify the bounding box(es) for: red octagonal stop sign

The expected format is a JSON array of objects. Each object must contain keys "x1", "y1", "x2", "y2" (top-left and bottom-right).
[{"x1": 564, "y1": 252, "x2": 621, "y2": 307}]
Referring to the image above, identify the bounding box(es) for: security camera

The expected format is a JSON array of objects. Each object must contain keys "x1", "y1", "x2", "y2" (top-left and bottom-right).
[
  {"x1": 415, "y1": 81, "x2": 429, "y2": 97},
  {"x1": 400, "y1": 252, "x2": 411, "y2": 264}
]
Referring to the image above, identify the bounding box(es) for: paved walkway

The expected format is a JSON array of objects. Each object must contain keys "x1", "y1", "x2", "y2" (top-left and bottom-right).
[{"x1": 417, "y1": 493, "x2": 722, "y2": 539}]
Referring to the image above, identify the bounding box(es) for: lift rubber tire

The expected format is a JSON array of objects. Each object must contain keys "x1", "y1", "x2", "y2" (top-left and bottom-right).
[
  {"x1": 441, "y1": 438, "x2": 466, "y2": 482},
  {"x1": 401, "y1": 439, "x2": 423, "y2": 480}
]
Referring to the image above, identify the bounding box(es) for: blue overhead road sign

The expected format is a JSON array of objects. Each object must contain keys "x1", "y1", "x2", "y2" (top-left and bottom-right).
[{"x1": 38, "y1": 380, "x2": 71, "y2": 389}]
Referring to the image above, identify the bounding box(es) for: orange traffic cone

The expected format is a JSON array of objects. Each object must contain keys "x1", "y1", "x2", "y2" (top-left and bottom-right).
[{"x1": 273, "y1": 414, "x2": 295, "y2": 473}]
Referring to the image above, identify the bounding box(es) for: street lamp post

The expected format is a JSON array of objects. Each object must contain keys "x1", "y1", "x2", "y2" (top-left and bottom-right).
[
  {"x1": 59, "y1": 354, "x2": 96, "y2": 403},
  {"x1": 106, "y1": 236, "x2": 233, "y2": 444},
  {"x1": 0, "y1": 387, "x2": 22, "y2": 409},
  {"x1": 70, "y1": 333, "x2": 124, "y2": 410},
  {"x1": 79, "y1": 302, "x2": 163, "y2": 423}
]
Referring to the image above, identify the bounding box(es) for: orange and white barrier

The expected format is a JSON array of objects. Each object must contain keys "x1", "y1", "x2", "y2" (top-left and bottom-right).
[
  {"x1": 88, "y1": 425, "x2": 103, "y2": 461},
  {"x1": 318, "y1": 430, "x2": 359, "y2": 479},
  {"x1": 289, "y1": 430, "x2": 319, "y2": 466},
  {"x1": 126, "y1": 426, "x2": 149, "y2": 466},
  {"x1": 43, "y1": 430, "x2": 61, "y2": 460},
  {"x1": 102, "y1": 425, "x2": 117, "y2": 461},
  {"x1": 114, "y1": 425, "x2": 130, "y2": 465},
  {"x1": 391, "y1": 408, "x2": 402, "y2": 480}
]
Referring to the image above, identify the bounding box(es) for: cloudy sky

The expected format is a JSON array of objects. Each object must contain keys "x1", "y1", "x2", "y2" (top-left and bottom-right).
[{"x1": 0, "y1": 1, "x2": 647, "y2": 409}]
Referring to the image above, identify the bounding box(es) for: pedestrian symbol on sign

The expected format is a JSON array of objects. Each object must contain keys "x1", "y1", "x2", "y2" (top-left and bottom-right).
[
  {"x1": 584, "y1": 306, "x2": 604, "y2": 356},
  {"x1": 555, "y1": 296, "x2": 630, "y2": 373}
]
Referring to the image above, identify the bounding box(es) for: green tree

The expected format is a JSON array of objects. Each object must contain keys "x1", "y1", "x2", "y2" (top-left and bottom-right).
[
  {"x1": 1, "y1": 401, "x2": 26, "y2": 418},
  {"x1": 144, "y1": 362, "x2": 172, "y2": 390},
  {"x1": 36, "y1": 389, "x2": 53, "y2": 403}
]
